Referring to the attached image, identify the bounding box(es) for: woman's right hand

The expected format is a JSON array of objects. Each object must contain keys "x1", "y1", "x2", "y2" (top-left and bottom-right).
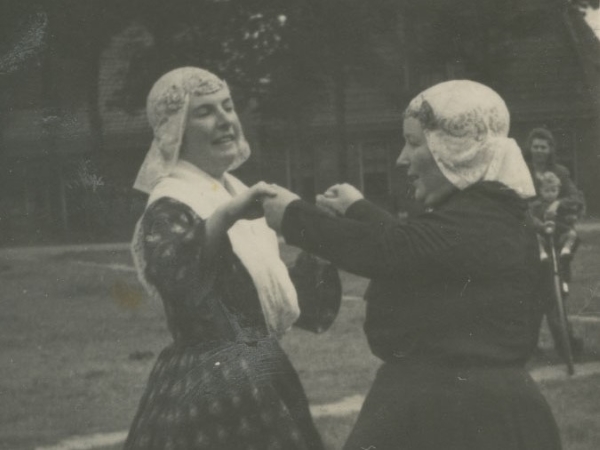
[
  {"x1": 227, "y1": 182, "x2": 277, "y2": 222},
  {"x1": 316, "y1": 183, "x2": 363, "y2": 216}
]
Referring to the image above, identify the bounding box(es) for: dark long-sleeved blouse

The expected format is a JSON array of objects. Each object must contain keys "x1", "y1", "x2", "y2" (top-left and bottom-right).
[
  {"x1": 281, "y1": 181, "x2": 561, "y2": 450},
  {"x1": 282, "y1": 181, "x2": 548, "y2": 366}
]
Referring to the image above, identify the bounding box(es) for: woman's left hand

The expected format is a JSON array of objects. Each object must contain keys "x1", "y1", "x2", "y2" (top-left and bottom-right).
[{"x1": 262, "y1": 185, "x2": 300, "y2": 233}]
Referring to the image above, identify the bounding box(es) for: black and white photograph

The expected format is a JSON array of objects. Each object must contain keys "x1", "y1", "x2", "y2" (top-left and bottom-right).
[{"x1": 1, "y1": 0, "x2": 600, "y2": 449}]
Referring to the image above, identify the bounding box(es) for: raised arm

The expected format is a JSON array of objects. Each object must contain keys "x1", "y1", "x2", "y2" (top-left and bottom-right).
[
  {"x1": 143, "y1": 182, "x2": 277, "y2": 296},
  {"x1": 141, "y1": 198, "x2": 212, "y2": 298},
  {"x1": 278, "y1": 198, "x2": 463, "y2": 280},
  {"x1": 315, "y1": 183, "x2": 397, "y2": 225}
]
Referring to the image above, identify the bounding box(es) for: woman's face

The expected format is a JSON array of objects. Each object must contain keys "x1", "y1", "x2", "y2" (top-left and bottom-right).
[
  {"x1": 396, "y1": 117, "x2": 456, "y2": 207},
  {"x1": 180, "y1": 88, "x2": 243, "y2": 177},
  {"x1": 530, "y1": 138, "x2": 552, "y2": 167}
]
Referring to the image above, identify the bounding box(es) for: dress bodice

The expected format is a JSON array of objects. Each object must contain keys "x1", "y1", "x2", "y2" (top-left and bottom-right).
[{"x1": 140, "y1": 197, "x2": 269, "y2": 345}]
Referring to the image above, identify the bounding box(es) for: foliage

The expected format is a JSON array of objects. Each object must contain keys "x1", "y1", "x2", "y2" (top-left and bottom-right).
[
  {"x1": 0, "y1": 1, "x2": 48, "y2": 77},
  {"x1": 116, "y1": 0, "x2": 290, "y2": 113},
  {"x1": 400, "y1": 0, "x2": 598, "y2": 92},
  {"x1": 46, "y1": 0, "x2": 134, "y2": 60},
  {"x1": 114, "y1": 0, "x2": 395, "y2": 120}
]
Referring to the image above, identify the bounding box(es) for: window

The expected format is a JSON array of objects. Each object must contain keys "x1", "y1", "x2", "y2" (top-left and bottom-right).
[
  {"x1": 294, "y1": 146, "x2": 316, "y2": 200},
  {"x1": 360, "y1": 140, "x2": 393, "y2": 209}
]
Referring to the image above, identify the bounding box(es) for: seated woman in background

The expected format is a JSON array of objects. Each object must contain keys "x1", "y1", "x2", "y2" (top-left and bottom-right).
[
  {"x1": 525, "y1": 126, "x2": 585, "y2": 357},
  {"x1": 262, "y1": 80, "x2": 563, "y2": 450},
  {"x1": 526, "y1": 127, "x2": 584, "y2": 210},
  {"x1": 125, "y1": 67, "x2": 324, "y2": 450}
]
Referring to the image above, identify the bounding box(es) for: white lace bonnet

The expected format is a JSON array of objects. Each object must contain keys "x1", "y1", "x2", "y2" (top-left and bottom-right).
[
  {"x1": 405, "y1": 80, "x2": 535, "y2": 198},
  {"x1": 133, "y1": 67, "x2": 251, "y2": 193}
]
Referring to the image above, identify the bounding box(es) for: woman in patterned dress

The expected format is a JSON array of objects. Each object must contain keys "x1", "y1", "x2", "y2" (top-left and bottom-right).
[{"x1": 124, "y1": 67, "x2": 324, "y2": 450}]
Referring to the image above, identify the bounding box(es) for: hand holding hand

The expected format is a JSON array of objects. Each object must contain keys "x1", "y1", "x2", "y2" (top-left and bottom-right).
[
  {"x1": 227, "y1": 181, "x2": 277, "y2": 222},
  {"x1": 262, "y1": 184, "x2": 300, "y2": 233},
  {"x1": 206, "y1": 182, "x2": 277, "y2": 251},
  {"x1": 316, "y1": 183, "x2": 363, "y2": 217}
]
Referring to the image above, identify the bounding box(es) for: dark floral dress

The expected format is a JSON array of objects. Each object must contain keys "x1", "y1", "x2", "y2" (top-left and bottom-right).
[{"x1": 123, "y1": 198, "x2": 323, "y2": 450}]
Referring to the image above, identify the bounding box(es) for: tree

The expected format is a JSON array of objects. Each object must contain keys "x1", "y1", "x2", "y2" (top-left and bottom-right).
[
  {"x1": 116, "y1": 0, "x2": 396, "y2": 183},
  {"x1": 0, "y1": 1, "x2": 49, "y2": 153},
  {"x1": 47, "y1": 0, "x2": 136, "y2": 157},
  {"x1": 116, "y1": 0, "x2": 291, "y2": 112}
]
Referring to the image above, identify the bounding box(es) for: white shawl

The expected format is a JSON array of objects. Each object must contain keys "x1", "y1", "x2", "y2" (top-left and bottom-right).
[{"x1": 132, "y1": 161, "x2": 300, "y2": 336}]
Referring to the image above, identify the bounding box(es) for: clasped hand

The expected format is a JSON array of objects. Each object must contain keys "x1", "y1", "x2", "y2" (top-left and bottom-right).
[
  {"x1": 227, "y1": 182, "x2": 300, "y2": 227},
  {"x1": 228, "y1": 181, "x2": 364, "y2": 233},
  {"x1": 262, "y1": 182, "x2": 363, "y2": 232},
  {"x1": 227, "y1": 182, "x2": 278, "y2": 221},
  {"x1": 316, "y1": 183, "x2": 363, "y2": 217}
]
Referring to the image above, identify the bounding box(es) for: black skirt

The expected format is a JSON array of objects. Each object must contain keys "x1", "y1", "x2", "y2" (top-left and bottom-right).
[{"x1": 344, "y1": 360, "x2": 562, "y2": 450}]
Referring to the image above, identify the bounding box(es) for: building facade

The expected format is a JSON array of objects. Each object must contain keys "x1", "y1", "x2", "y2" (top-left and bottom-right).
[{"x1": 1, "y1": 1, "x2": 599, "y2": 245}]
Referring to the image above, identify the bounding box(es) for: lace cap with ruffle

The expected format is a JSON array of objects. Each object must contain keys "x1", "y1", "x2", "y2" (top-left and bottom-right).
[
  {"x1": 405, "y1": 80, "x2": 535, "y2": 199},
  {"x1": 134, "y1": 67, "x2": 250, "y2": 193}
]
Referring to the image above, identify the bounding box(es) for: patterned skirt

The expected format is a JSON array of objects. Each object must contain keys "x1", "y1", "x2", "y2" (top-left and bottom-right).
[{"x1": 124, "y1": 337, "x2": 323, "y2": 450}]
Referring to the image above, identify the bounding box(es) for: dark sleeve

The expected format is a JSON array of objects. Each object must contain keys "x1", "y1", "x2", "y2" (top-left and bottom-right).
[
  {"x1": 555, "y1": 165, "x2": 584, "y2": 206},
  {"x1": 281, "y1": 199, "x2": 464, "y2": 279},
  {"x1": 141, "y1": 197, "x2": 216, "y2": 298},
  {"x1": 345, "y1": 199, "x2": 398, "y2": 225}
]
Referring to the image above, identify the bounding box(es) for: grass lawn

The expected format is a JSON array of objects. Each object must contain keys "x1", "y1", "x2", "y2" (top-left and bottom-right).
[{"x1": 1, "y1": 223, "x2": 599, "y2": 450}]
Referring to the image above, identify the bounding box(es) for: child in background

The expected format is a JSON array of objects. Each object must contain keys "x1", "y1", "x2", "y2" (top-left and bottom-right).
[{"x1": 529, "y1": 171, "x2": 579, "y2": 261}]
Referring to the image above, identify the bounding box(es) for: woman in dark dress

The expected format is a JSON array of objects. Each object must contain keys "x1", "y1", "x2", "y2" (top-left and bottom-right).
[
  {"x1": 124, "y1": 67, "x2": 324, "y2": 450},
  {"x1": 525, "y1": 126, "x2": 585, "y2": 356},
  {"x1": 263, "y1": 80, "x2": 563, "y2": 450}
]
